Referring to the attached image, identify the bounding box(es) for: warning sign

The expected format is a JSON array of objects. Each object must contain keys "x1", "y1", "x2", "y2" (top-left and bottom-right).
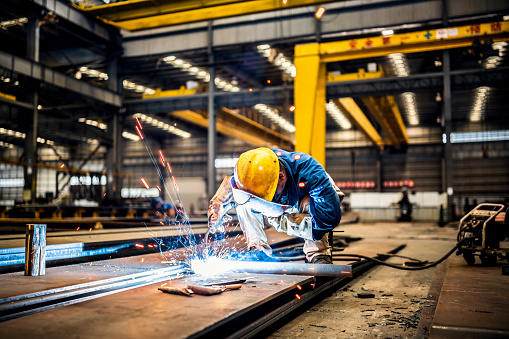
[{"x1": 436, "y1": 29, "x2": 448, "y2": 39}]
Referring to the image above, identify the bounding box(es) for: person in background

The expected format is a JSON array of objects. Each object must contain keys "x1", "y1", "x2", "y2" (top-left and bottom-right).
[
  {"x1": 151, "y1": 197, "x2": 175, "y2": 221},
  {"x1": 208, "y1": 148, "x2": 344, "y2": 264}
]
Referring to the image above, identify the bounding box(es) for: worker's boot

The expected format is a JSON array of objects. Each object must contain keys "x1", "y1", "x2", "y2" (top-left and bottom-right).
[
  {"x1": 304, "y1": 232, "x2": 332, "y2": 264},
  {"x1": 310, "y1": 255, "x2": 333, "y2": 264}
]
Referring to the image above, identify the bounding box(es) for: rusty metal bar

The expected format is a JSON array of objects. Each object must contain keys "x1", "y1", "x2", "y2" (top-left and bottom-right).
[{"x1": 24, "y1": 224, "x2": 46, "y2": 276}]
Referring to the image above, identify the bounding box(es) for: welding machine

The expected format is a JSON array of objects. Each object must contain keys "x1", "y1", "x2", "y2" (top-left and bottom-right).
[{"x1": 457, "y1": 203, "x2": 509, "y2": 266}]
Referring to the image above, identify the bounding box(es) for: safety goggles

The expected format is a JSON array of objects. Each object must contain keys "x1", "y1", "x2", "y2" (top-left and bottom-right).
[{"x1": 230, "y1": 177, "x2": 292, "y2": 218}]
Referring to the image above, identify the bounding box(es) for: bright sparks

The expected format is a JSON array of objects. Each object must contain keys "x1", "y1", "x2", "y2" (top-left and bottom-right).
[
  {"x1": 141, "y1": 178, "x2": 150, "y2": 189},
  {"x1": 190, "y1": 257, "x2": 231, "y2": 277}
]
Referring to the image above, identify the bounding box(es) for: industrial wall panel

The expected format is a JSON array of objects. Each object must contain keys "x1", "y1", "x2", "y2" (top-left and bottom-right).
[
  {"x1": 124, "y1": 31, "x2": 208, "y2": 58},
  {"x1": 122, "y1": 0, "x2": 505, "y2": 57},
  {"x1": 321, "y1": 0, "x2": 441, "y2": 34},
  {"x1": 448, "y1": 0, "x2": 509, "y2": 18}
]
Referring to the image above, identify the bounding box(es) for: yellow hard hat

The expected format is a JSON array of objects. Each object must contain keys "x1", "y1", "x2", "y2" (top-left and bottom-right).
[{"x1": 234, "y1": 147, "x2": 280, "y2": 201}]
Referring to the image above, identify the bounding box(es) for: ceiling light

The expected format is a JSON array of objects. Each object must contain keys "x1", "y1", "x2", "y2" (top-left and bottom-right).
[
  {"x1": 470, "y1": 87, "x2": 490, "y2": 122},
  {"x1": 402, "y1": 92, "x2": 419, "y2": 125},
  {"x1": 326, "y1": 100, "x2": 352, "y2": 129},
  {"x1": 381, "y1": 29, "x2": 394, "y2": 36},
  {"x1": 257, "y1": 45, "x2": 296, "y2": 79},
  {"x1": 134, "y1": 114, "x2": 191, "y2": 138},
  {"x1": 254, "y1": 104, "x2": 296, "y2": 133},
  {"x1": 315, "y1": 7, "x2": 325, "y2": 19},
  {"x1": 163, "y1": 56, "x2": 236, "y2": 91}
]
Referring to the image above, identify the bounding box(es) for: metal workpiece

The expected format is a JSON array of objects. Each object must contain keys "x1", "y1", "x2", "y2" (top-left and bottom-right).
[
  {"x1": 221, "y1": 260, "x2": 353, "y2": 277},
  {"x1": 0, "y1": 265, "x2": 190, "y2": 323},
  {"x1": 24, "y1": 224, "x2": 46, "y2": 276}
]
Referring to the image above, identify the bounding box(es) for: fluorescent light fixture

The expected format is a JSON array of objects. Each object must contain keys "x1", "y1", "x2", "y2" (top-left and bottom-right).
[
  {"x1": 215, "y1": 158, "x2": 239, "y2": 168},
  {"x1": 388, "y1": 53, "x2": 409, "y2": 77},
  {"x1": 445, "y1": 130, "x2": 509, "y2": 144},
  {"x1": 315, "y1": 7, "x2": 325, "y2": 19},
  {"x1": 402, "y1": 92, "x2": 419, "y2": 125},
  {"x1": 0, "y1": 141, "x2": 14, "y2": 148},
  {"x1": 122, "y1": 131, "x2": 141, "y2": 141},
  {"x1": 0, "y1": 128, "x2": 54, "y2": 145},
  {"x1": 325, "y1": 100, "x2": 351, "y2": 129},
  {"x1": 504, "y1": 15, "x2": 509, "y2": 21},
  {"x1": 162, "y1": 57, "x2": 239, "y2": 92},
  {"x1": 0, "y1": 17, "x2": 27, "y2": 29},
  {"x1": 470, "y1": 87, "x2": 489, "y2": 122},
  {"x1": 134, "y1": 113, "x2": 191, "y2": 138},
  {"x1": 253, "y1": 104, "x2": 296, "y2": 133},
  {"x1": 382, "y1": 29, "x2": 394, "y2": 36},
  {"x1": 257, "y1": 44, "x2": 296, "y2": 78},
  {"x1": 78, "y1": 118, "x2": 107, "y2": 130}
]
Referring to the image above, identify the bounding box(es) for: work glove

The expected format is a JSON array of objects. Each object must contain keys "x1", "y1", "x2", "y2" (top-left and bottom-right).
[
  {"x1": 280, "y1": 212, "x2": 313, "y2": 241},
  {"x1": 208, "y1": 176, "x2": 234, "y2": 233}
]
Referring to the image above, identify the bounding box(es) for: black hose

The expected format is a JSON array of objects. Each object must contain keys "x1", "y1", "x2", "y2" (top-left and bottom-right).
[{"x1": 332, "y1": 236, "x2": 475, "y2": 271}]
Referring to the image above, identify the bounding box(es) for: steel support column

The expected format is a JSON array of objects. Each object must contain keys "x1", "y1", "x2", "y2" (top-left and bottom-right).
[
  {"x1": 207, "y1": 22, "x2": 217, "y2": 199},
  {"x1": 106, "y1": 54, "x2": 122, "y2": 202},
  {"x1": 294, "y1": 44, "x2": 326, "y2": 166},
  {"x1": 23, "y1": 14, "x2": 40, "y2": 204},
  {"x1": 442, "y1": 50, "x2": 453, "y2": 221}
]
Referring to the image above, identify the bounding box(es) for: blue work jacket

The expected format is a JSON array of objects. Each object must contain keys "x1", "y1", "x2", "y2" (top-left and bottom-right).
[{"x1": 272, "y1": 149, "x2": 342, "y2": 241}]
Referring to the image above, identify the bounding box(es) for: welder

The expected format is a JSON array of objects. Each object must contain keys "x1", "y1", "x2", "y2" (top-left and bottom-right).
[{"x1": 208, "y1": 147, "x2": 344, "y2": 264}]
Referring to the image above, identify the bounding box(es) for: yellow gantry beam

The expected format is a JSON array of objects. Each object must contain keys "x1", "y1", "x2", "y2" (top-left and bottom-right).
[
  {"x1": 170, "y1": 108, "x2": 295, "y2": 150},
  {"x1": 333, "y1": 98, "x2": 384, "y2": 150},
  {"x1": 74, "y1": 0, "x2": 348, "y2": 31},
  {"x1": 295, "y1": 20, "x2": 508, "y2": 155},
  {"x1": 319, "y1": 21, "x2": 509, "y2": 63},
  {"x1": 361, "y1": 96, "x2": 408, "y2": 149}
]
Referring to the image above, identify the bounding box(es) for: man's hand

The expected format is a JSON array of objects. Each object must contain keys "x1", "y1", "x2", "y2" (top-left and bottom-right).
[
  {"x1": 286, "y1": 213, "x2": 310, "y2": 225},
  {"x1": 208, "y1": 200, "x2": 222, "y2": 225},
  {"x1": 298, "y1": 195, "x2": 310, "y2": 213},
  {"x1": 207, "y1": 175, "x2": 233, "y2": 231}
]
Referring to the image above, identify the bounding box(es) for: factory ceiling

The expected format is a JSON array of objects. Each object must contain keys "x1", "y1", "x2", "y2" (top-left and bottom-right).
[{"x1": 0, "y1": 0, "x2": 508, "y2": 153}]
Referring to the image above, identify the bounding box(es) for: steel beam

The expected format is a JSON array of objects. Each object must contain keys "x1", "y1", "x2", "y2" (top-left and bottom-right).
[
  {"x1": 294, "y1": 44, "x2": 326, "y2": 166},
  {"x1": 123, "y1": 67, "x2": 509, "y2": 114},
  {"x1": 171, "y1": 109, "x2": 295, "y2": 150},
  {"x1": 361, "y1": 96, "x2": 408, "y2": 149},
  {"x1": 78, "y1": 0, "x2": 348, "y2": 31},
  {"x1": 0, "y1": 51, "x2": 122, "y2": 107},
  {"x1": 318, "y1": 21, "x2": 509, "y2": 63},
  {"x1": 121, "y1": 1, "x2": 509, "y2": 57},
  {"x1": 443, "y1": 50, "x2": 453, "y2": 222},
  {"x1": 208, "y1": 22, "x2": 217, "y2": 199},
  {"x1": 205, "y1": 259, "x2": 353, "y2": 277},
  {"x1": 334, "y1": 98, "x2": 384, "y2": 149},
  {"x1": 31, "y1": 0, "x2": 119, "y2": 44},
  {"x1": 23, "y1": 14, "x2": 40, "y2": 204}
]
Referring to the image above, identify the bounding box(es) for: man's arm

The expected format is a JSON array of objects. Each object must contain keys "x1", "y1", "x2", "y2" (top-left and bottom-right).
[{"x1": 208, "y1": 175, "x2": 233, "y2": 229}]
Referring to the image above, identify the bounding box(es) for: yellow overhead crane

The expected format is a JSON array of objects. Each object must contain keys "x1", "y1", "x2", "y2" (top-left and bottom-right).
[
  {"x1": 170, "y1": 108, "x2": 295, "y2": 150},
  {"x1": 295, "y1": 20, "x2": 509, "y2": 166},
  {"x1": 73, "y1": 0, "x2": 347, "y2": 31}
]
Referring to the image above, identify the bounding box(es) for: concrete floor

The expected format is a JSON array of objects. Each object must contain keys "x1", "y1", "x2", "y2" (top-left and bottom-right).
[{"x1": 269, "y1": 221, "x2": 459, "y2": 339}]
